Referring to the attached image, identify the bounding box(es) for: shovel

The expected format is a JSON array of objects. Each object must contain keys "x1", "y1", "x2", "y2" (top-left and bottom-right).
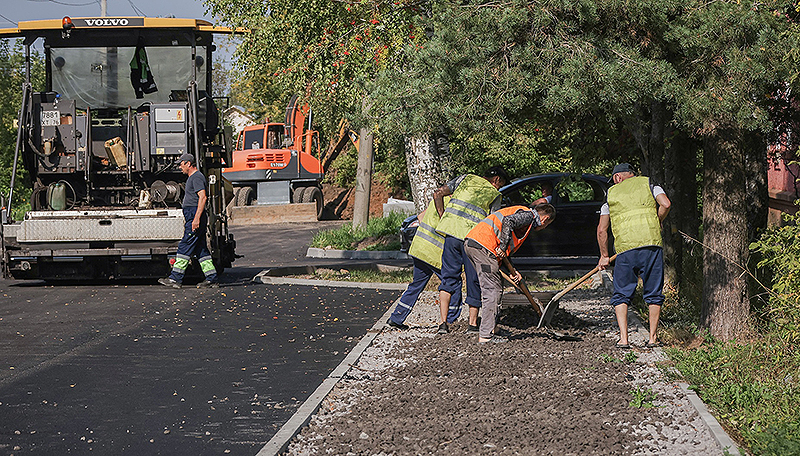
[
  {"x1": 537, "y1": 254, "x2": 617, "y2": 328},
  {"x1": 500, "y1": 257, "x2": 544, "y2": 316}
]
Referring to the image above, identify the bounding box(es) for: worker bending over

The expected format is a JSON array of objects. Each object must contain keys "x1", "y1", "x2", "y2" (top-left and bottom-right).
[
  {"x1": 597, "y1": 163, "x2": 671, "y2": 349},
  {"x1": 465, "y1": 204, "x2": 555, "y2": 343},
  {"x1": 387, "y1": 197, "x2": 463, "y2": 329},
  {"x1": 433, "y1": 166, "x2": 509, "y2": 334}
]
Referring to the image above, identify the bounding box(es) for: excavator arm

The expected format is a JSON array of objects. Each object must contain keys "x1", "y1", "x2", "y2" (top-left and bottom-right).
[{"x1": 321, "y1": 119, "x2": 359, "y2": 173}]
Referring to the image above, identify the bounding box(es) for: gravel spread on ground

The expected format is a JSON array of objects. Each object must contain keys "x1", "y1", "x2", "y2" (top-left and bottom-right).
[{"x1": 283, "y1": 284, "x2": 721, "y2": 455}]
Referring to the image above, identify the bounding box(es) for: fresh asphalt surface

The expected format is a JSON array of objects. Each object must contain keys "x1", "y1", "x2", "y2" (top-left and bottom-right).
[{"x1": 0, "y1": 222, "x2": 409, "y2": 455}]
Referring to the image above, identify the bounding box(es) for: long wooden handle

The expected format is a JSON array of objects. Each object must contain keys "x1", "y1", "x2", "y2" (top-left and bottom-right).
[
  {"x1": 551, "y1": 254, "x2": 617, "y2": 302},
  {"x1": 501, "y1": 258, "x2": 544, "y2": 316}
]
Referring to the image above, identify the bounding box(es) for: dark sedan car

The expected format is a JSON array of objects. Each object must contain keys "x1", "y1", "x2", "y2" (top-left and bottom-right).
[{"x1": 399, "y1": 173, "x2": 611, "y2": 268}]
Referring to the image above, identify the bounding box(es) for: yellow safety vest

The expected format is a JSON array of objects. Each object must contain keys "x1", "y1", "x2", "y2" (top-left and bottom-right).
[
  {"x1": 408, "y1": 198, "x2": 449, "y2": 269},
  {"x1": 607, "y1": 176, "x2": 663, "y2": 253},
  {"x1": 435, "y1": 174, "x2": 501, "y2": 240}
]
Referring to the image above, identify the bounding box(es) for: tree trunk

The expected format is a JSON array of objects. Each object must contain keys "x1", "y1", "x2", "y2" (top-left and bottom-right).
[
  {"x1": 352, "y1": 128, "x2": 373, "y2": 229},
  {"x1": 701, "y1": 124, "x2": 751, "y2": 340},
  {"x1": 664, "y1": 129, "x2": 701, "y2": 292},
  {"x1": 744, "y1": 132, "x2": 767, "y2": 242},
  {"x1": 404, "y1": 131, "x2": 451, "y2": 212}
]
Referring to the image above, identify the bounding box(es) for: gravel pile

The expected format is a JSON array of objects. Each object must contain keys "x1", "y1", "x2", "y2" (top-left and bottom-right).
[{"x1": 283, "y1": 285, "x2": 721, "y2": 455}]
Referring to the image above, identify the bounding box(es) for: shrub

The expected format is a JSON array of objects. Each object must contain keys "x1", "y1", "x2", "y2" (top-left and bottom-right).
[{"x1": 749, "y1": 211, "x2": 800, "y2": 342}]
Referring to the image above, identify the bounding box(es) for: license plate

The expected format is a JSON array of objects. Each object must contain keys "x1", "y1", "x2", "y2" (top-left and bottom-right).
[{"x1": 41, "y1": 110, "x2": 60, "y2": 127}]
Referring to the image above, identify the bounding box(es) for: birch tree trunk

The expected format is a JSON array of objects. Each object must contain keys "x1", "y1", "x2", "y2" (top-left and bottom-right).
[{"x1": 404, "y1": 131, "x2": 452, "y2": 212}]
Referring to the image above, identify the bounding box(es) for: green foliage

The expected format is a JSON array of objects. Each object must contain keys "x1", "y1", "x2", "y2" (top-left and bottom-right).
[
  {"x1": 622, "y1": 351, "x2": 638, "y2": 364},
  {"x1": 206, "y1": 0, "x2": 426, "y2": 134},
  {"x1": 629, "y1": 386, "x2": 657, "y2": 409},
  {"x1": 325, "y1": 147, "x2": 358, "y2": 188},
  {"x1": 668, "y1": 337, "x2": 800, "y2": 455},
  {"x1": 599, "y1": 352, "x2": 637, "y2": 364},
  {"x1": 310, "y1": 212, "x2": 406, "y2": 250},
  {"x1": 0, "y1": 39, "x2": 43, "y2": 213},
  {"x1": 750, "y1": 211, "x2": 800, "y2": 342}
]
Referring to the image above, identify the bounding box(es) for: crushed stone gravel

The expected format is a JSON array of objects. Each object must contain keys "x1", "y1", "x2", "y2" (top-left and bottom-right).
[{"x1": 283, "y1": 286, "x2": 722, "y2": 455}]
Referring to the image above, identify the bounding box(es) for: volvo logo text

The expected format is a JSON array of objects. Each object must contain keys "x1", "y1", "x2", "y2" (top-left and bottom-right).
[{"x1": 84, "y1": 18, "x2": 130, "y2": 26}]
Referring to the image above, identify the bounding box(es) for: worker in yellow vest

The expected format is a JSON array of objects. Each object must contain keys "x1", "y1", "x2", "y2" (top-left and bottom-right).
[
  {"x1": 597, "y1": 163, "x2": 671, "y2": 349},
  {"x1": 387, "y1": 197, "x2": 463, "y2": 329},
  {"x1": 433, "y1": 166, "x2": 509, "y2": 334},
  {"x1": 465, "y1": 203, "x2": 556, "y2": 343}
]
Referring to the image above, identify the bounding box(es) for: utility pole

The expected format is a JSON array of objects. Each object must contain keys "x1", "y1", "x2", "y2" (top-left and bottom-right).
[
  {"x1": 352, "y1": 128, "x2": 373, "y2": 229},
  {"x1": 101, "y1": 0, "x2": 107, "y2": 17}
]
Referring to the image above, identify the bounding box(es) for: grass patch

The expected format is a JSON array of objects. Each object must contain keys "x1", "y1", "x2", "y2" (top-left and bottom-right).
[
  {"x1": 310, "y1": 212, "x2": 405, "y2": 251},
  {"x1": 293, "y1": 267, "x2": 414, "y2": 284},
  {"x1": 667, "y1": 334, "x2": 800, "y2": 455}
]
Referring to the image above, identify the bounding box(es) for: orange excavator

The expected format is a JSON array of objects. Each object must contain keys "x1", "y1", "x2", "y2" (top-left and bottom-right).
[
  {"x1": 223, "y1": 96, "x2": 321, "y2": 218},
  {"x1": 223, "y1": 97, "x2": 358, "y2": 220}
]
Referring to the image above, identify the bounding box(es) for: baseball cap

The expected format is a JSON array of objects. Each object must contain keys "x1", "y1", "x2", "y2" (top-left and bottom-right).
[
  {"x1": 609, "y1": 163, "x2": 634, "y2": 182},
  {"x1": 611, "y1": 163, "x2": 633, "y2": 176},
  {"x1": 178, "y1": 153, "x2": 196, "y2": 165},
  {"x1": 484, "y1": 165, "x2": 510, "y2": 184}
]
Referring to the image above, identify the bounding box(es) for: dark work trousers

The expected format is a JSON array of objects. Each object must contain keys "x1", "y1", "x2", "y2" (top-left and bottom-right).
[
  {"x1": 464, "y1": 240, "x2": 502, "y2": 339},
  {"x1": 168, "y1": 206, "x2": 218, "y2": 284},
  {"x1": 610, "y1": 246, "x2": 664, "y2": 307},
  {"x1": 438, "y1": 235, "x2": 482, "y2": 311},
  {"x1": 390, "y1": 257, "x2": 463, "y2": 325}
]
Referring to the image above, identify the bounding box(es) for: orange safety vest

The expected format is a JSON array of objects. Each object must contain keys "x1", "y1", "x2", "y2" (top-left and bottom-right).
[{"x1": 466, "y1": 206, "x2": 533, "y2": 259}]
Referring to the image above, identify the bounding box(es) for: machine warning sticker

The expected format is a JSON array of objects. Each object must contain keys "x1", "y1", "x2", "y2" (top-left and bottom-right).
[
  {"x1": 154, "y1": 108, "x2": 185, "y2": 123},
  {"x1": 41, "y1": 110, "x2": 60, "y2": 127}
]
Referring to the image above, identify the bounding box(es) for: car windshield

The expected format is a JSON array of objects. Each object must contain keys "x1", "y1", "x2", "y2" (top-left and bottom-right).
[{"x1": 51, "y1": 46, "x2": 207, "y2": 109}]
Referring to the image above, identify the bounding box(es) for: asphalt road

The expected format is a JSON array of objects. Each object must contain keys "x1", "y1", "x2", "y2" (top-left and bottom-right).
[{"x1": 0, "y1": 222, "x2": 406, "y2": 455}]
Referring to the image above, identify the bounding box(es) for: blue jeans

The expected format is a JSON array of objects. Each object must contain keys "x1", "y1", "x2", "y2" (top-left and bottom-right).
[
  {"x1": 390, "y1": 258, "x2": 463, "y2": 324},
  {"x1": 168, "y1": 206, "x2": 218, "y2": 283},
  {"x1": 611, "y1": 246, "x2": 664, "y2": 307},
  {"x1": 438, "y1": 235, "x2": 481, "y2": 308}
]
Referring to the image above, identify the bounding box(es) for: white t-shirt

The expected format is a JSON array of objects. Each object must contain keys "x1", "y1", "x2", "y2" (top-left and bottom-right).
[{"x1": 600, "y1": 185, "x2": 664, "y2": 216}]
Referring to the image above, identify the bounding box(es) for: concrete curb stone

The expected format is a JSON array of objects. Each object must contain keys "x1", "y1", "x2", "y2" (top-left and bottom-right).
[{"x1": 306, "y1": 247, "x2": 409, "y2": 260}]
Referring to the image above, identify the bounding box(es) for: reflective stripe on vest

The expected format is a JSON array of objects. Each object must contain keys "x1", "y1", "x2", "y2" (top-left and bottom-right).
[
  {"x1": 408, "y1": 197, "x2": 449, "y2": 269},
  {"x1": 435, "y1": 174, "x2": 500, "y2": 240},
  {"x1": 607, "y1": 176, "x2": 663, "y2": 253},
  {"x1": 467, "y1": 206, "x2": 533, "y2": 258}
]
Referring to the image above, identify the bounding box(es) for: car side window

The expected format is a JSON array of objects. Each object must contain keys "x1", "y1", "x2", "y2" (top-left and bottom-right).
[
  {"x1": 502, "y1": 188, "x2": 528, "y2": 207},
  {"x1": 556, "y1": 175, "x2": 602, "y2": 203},
  {"x1": 502, "y1": 181, "x2": 549, "y2": 207}
]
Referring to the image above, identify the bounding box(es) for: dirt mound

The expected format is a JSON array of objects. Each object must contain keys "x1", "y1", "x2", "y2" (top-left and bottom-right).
[{"x1": 322, "y1": 180, "x2": 406, "y2": 220}]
